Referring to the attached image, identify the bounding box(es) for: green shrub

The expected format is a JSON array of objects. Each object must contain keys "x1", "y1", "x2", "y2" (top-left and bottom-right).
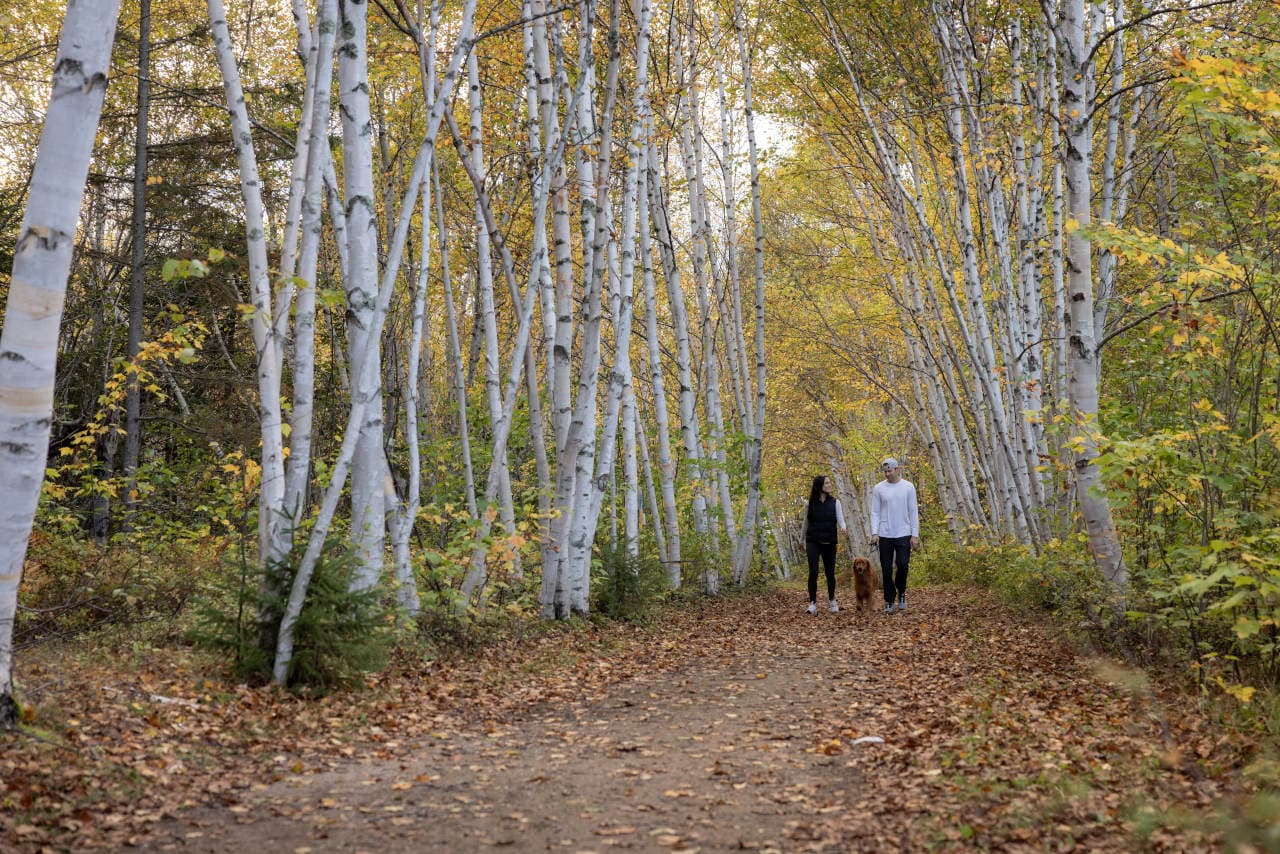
[
  {"x1": 680, "y1": 529, "x2": 731, "y2": 594},
  {"x1": 192, "y1": 536, "x2": 391, "y2": 696},
  {"x1": 591, "y1": 538, "x2": 669, "y2": 623},
  {"x1": 914, "y1": 535, "x2": 1099, "y2": 613},
  {"x1": 16, "y1": 531, "x2": 211, "y2": 646}
]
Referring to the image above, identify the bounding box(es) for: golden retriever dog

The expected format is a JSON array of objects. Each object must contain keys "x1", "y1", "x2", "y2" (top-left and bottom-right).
[{"x1": 852, "y1": 557, "x2": 878, "y2": 612}]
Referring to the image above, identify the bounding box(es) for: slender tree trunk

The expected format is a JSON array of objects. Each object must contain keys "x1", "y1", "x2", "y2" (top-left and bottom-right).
[
  {"x1": 275, "y1": 0, "x2": 478, "y2": 682},
  {"x1": 338, "y1": 0, "x2": 386, "y2": 592},
  {"x1": 730, "y1": 0, "x2": 767, "y2": 585},
  {"x1": 208, "y1": 0, "x2": 289, "y2": 571},
  {"x1": 467, "y1": 51, "x2": 522, "y2": 582},
  {"x1": 434, "y1": 160, "x2": 478, "y2": 518},
  {"x1": 283, "y1": 0, "x2": 337, "y2": 533},
  {"x1": 0, "y1": 0, "x2": 123, "y2": 728},
  {"x1": 640, "y1": 161, "x2": 682, "y2": 588},
  {"x1": 634, "y1": 401, "x2": 667, "y2": 564},
  {"x1": 1056, "y1": 0, "x2": 1126, "y2": 586},
  {"x1": 122, "y1": 0, "x2": 151, "y2": 524},
  {"x1": 647, "y1": 141, "x2": 710, "y2": 559}
]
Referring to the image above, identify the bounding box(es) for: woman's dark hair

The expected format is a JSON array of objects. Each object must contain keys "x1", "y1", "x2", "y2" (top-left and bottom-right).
[{"x1": 807, "y1": 476, "x2": 827, "y2": 518}]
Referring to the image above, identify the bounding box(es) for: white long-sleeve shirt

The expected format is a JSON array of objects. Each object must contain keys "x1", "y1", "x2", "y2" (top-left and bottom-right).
[
  {"x1": 799, "y1": 498, "x2": 846, "y2": 541},
  {"x1": 870, "y1": 479, "x2": 918, "y2": 538}
]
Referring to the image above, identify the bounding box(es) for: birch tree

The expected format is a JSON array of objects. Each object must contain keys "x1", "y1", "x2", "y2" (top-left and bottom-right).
[
  {"x1": 0, "y1": 0, "x2": 123, "y2": 727},
  {"x1": 1050, "y1": 0, "x2": 1126, "y2": 586},
  {"x1": 337, "y1": 0, "x2": 386, "y2": 592}
]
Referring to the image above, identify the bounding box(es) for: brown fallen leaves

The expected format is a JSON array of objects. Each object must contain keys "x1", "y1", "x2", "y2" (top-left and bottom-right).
[{"x1": 0, "y1": 586, "x2": 1262, "y2": 851}]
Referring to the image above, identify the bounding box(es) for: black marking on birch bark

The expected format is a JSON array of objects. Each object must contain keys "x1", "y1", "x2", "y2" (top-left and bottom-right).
[
  {"x1": 0, "y1": 441, "x2": 33, "y2": 456},
  {"x1": 0, "y1": 351, "x2": 28, "y2": 363},
  {"x1": 17, "y1": 226, "x2": 57, "y2": 253}
]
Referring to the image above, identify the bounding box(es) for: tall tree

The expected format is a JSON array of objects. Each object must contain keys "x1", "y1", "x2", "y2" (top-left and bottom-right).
[
  {"x1": 1051, "y1": 0, "x2": 1126, "y2": 586},
  {"x1": 0, "y1": 0, "x2": 123, "y2": 727}
]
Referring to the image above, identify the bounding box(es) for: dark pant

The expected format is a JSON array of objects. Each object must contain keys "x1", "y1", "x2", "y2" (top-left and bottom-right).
[
  {"x1": 879, "y1": 536, "x2": 911, "y2": 603},
  {"x1": 806, "y1": 540, "x2": 837, "y2": 602}
]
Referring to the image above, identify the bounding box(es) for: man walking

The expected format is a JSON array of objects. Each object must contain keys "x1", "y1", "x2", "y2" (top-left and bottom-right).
[{"x1": 870, "y1": 458, "x2": 919, "y2": 614}]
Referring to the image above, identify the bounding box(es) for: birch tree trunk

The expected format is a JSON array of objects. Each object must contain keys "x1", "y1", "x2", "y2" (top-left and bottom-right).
[
  {"x1": 390, "y1": 155, "x2": 436, "y2": 617},
  {"x1": 337, "y1": 0, "x2": 386, "y2": 592},
  {"x1": 640, "y1": 162, "x2": 683, "y2": 588},
  {"x1": 1054, "y1": 0, "x2": 1126, "y2": 586},
  {"x1": 467, "y1": 50, "x2": 522, "y2": 581},
  {"x1": 427, "y1": 161, "x2": 478, "y2": 519},
  {"x1": 730, "y1": 0, "x2": 767, "y2": 585},
  {"x1": 207, "y1": 0, "x2": 289, "y2": 572},
  {"x1": 676, "y1": 16, "x2": 734, "y2": 558},
  {"x1": 389, "y1": 213, "x2": 430, "y2": 616},
  {"x1": 0, "y1": 0, "x2": 122, "y2": 728},
  {"x1": 283, "y1": 0, "x2": 337, "y2": 532},
  {"x1": 559, "y1": 0, "x2": 624, "y2": 614},
  {"x1": 647, "y1": 142, "x2": 710, "y2": 566},
  {"x1": 275, "y1": 0, "x2": 478, "y2": 682}
]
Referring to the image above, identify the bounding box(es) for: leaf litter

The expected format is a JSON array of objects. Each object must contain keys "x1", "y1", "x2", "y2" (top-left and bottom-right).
[{"x1": 0, "y1": 587, "x2": 1255, "y2": 851}]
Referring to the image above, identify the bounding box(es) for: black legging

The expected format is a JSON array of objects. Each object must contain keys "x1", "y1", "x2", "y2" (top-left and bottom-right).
[
  {"x1": 879, "y1": 536, "x2": 911, "y2": 603},
  {"x1": 806, "y1": 540, "x2": 837, "y2": 603}
]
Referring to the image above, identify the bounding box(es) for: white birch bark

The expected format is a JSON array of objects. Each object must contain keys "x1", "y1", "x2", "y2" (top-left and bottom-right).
[
  {"x1": 389, "y1": 172, "x2": 431, "y2": 618},
  {"x1": 622, "y1": 376, "x2": 640, "y2": 558},
  {"x1": 930, "y1": 2, "x2": 1036, "y2": 543},
  {"x1": 730, "y1": 0, "x2": 767, "y2": 585},
  {"x1": 207, "y1": 0, "x2": 289, "y2": 568},
  {"x1": 467, "y1": 51, "x2": 521, "y2": 579},
  {"x1": 0, "y1": 0, "x2": 122, "y2": 726},
  {"x1": 634, "y1": 400, "x2": 666, "y2": 564},
  {"x1": 271, "y1": 0, "x2": 321, "y2": 352},
  {"x1": 459, "y1": 123, "x2": 571, "y2": 606},
  {"x1": 275, "y1": 0, "x2": 478, "y2": 682},
  {"x1": 1010, "y1": 20, "x2": 1050, "y2": 508},
  {"x1": 539, "y1": 1, "x2": 598, "y2": 619},
  {"x1": 1095, "y1": 0, "x2": 1133, "y2": 338},
  {"x1": 647, "y1": 142, "x2": 710, "y2": 558},
  {"x1": 559, "y1": 0, "x2": 624, "y2": 614},
  {"x1": 1053, "y1": 0, "x2": 1126, "y2": 586},
  {"x1": 573, "y1": 0, "x2": 651, "y2": 582},
  {"x1": 675, "y1": 20, "x2": 734, "y2": 557},
  {"x1": 385, "y1": 0, "x2": 444, "y2": 619},
  {"x1": 640, "y1": 161, "x2": 683, "y2": 587},
  {"x1": 433, "y1": 159, "x2": 478, "y2": 518},
  {"x1": 337, "y1": 0, "x2": 386, "y2": 591},
  {"x1": 283, "y1": 0, "x2": 337, "y2": 531}
]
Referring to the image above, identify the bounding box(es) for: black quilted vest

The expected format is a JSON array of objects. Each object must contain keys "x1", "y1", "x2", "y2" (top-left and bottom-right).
[{"x1": 807, "y1": 497, "x2": 838, "y2": 543}]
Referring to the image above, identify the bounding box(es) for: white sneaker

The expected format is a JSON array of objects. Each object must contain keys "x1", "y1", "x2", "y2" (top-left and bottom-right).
[
  {"x1": 829, "y1": 599, "x2": 839, "y2": 613},
  {"x1": 898, "y1": 594, "x2": 907, "y2": 612},
  {"x1": 806, "y1": 602, "x2": 817, "y2": 615},
  {"x1": 884, "y1": 602, "x2": 896, "y2": 615}
]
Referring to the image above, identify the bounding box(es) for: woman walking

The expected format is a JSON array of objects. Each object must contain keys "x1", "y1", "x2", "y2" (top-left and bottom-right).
[{"x1": 800, "y1": 475, "x2": 847, "y2": 614}]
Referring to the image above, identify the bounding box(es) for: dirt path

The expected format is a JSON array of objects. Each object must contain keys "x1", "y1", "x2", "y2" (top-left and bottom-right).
[{"x1": 135, "y1": 588, "x2": 1235, "y2": 852}]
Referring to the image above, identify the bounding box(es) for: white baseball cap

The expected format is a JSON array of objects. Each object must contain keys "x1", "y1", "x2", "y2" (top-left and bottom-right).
[{"x1": 881, "y1": 458, "x2": 899, "y2": 469}]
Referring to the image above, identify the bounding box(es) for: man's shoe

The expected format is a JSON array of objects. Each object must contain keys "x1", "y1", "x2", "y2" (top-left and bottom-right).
[
  {"x1": 884, "y1": 602, "x2": 896, "y2": 615},
  {"x1": 829, "y1": 599, "x2": 839, "y2": 613},
  {"x1": 898, "y1": 594, "x2": 907, "y2": 612},
  {"x1": 806, "y1": 602, "x2": 818, "y2": 615}
]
